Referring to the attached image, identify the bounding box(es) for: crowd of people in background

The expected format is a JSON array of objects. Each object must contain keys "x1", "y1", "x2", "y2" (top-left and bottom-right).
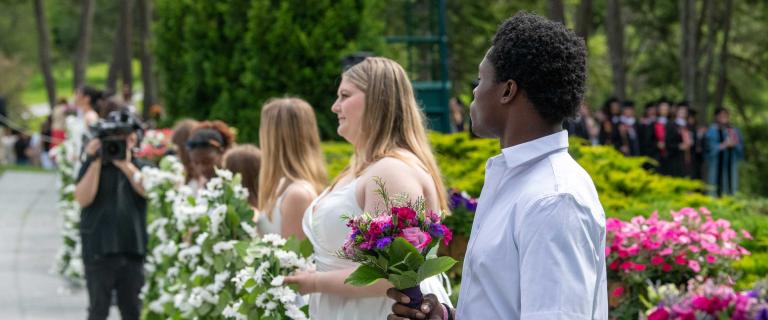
[
  {"x1": 563, "y1": 98, "x2": 744, "y2": 196},
  {"x1": 0, "y1": 88, "x2": 746, "y2": 200}
]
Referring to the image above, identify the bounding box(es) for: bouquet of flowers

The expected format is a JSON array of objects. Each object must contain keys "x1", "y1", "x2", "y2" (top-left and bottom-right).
[
  {"x1": 339, "y1": 179, "x2": 457, "y2": 308},
  {"x1": 136, "y1": 128, "x2": 173, "y2": 164},
  {"x1": 643, "y1": 278, "x2": 768, "y2": 320},
  {"x1": 224, "y1": 235, "x2": 315, "y2": 320}
]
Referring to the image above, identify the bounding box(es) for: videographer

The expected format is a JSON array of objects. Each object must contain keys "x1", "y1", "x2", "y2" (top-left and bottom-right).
[{"x1": 74, "y1": 109, "x2": 148, "y2": 320}]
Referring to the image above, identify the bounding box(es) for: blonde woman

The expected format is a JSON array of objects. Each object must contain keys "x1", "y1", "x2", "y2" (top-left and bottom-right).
[
  {"x1": 257, "y1": 98, "x2": 327, "y2": 239},
  {"x1": 284, "y1": 57, "x2": 451, "y2": 319}
]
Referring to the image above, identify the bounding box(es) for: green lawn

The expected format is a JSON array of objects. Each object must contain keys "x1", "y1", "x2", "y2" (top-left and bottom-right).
[{"x1": 22, "y1": 60, "x2": 143, "y2": 105}]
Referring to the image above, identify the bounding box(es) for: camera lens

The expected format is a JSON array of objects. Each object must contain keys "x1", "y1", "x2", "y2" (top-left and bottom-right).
[{"x1": 106, "y1": 143, "x2": 119, "y2": 156}]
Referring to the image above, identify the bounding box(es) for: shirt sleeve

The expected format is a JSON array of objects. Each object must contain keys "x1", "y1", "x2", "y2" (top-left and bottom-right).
[{"x1": 517, "y1": 193, "x2": 606, "y2": 320}]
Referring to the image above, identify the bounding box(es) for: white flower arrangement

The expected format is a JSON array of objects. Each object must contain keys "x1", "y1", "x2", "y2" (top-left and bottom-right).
[{"x1": 51, "y1": 116, "x2": 87, "y2": 287}]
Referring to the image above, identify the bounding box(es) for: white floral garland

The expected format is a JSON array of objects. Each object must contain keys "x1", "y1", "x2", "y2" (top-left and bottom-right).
[
  {"x1": 142, "y1": 166, "x2": 313, "y2": 319},
  {"x1": 51, "y1": 116, "x2": 87, "y2": 287}
]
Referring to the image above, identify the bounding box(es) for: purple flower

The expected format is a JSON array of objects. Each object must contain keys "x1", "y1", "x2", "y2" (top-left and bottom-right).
[
  {"x1": 466, "y1": 199, "x2": 478, "y2": 212},
  {"x1": 758, "y1": 308, "x2": 768, "y2": 320},
  {"x1": 429, "y1": 223, "x2": 445, "y2": 237},
  {"x1": 375, "y1": 237, "x2": 393, "y2": 249},
  {"x1": 449, "y1": 192, "x2": 464, "y2": 209}
]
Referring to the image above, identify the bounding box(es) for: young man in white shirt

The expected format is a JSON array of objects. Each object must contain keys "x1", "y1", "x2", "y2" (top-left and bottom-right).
[{"x1": 388, "y1": 12, "x2": 608, "y2": 320}]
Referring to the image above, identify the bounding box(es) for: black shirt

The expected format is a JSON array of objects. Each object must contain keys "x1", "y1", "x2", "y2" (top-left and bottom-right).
[{"x1": 76, "y1": 157, "x2": 149, "y2": 263}]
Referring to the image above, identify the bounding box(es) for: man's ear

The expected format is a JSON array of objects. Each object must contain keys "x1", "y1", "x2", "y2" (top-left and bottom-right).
[{"x1": 500, "y1": 80, "x2": 517, "y2": 104}]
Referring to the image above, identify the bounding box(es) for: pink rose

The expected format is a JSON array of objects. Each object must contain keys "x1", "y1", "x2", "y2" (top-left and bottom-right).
[
  {"x1": 706, "y1": 255, "x2": 717, "y2": 264},
  {"x1": 401, "y1": 227, "x2": 432, "y2": 250}
]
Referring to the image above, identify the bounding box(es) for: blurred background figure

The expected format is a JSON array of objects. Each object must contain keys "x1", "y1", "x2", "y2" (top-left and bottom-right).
[{"x1": 706, "y1": 107, "x2": 744, "y2": 196}]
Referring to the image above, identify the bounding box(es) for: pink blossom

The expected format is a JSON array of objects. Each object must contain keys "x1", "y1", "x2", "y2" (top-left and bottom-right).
[
  {"x1": 675, "y1": 255, "x2": 688, "y2": 266},
  {"x1": 662, "y1": 264, "x2": 673, "y2": 272},
  {"x1": 611, "y1": 286, "x2": 624, "y2": 297},
  {"x1": 647, "y1": 307, "x2": 670, "y2": 320},
  {"x1": 660, "y1": 247, "x2": 674, "y2": 256},
  {"x1": 651, "y1": 256, "x2": 665, "y2": 265},
  {"x1": 741, "y1": 229, "x2": 753, "y2": 240},
  {"x1": 401, "y1": 227, "x2": 432, "y2": 250},
  {"x1": 688, "y1": 245, "x2": 700, "y2": 253},
  {"x1": 688, "y1": 260, "x2": 701, "y2": 273},
  {"x1": 633, "y1": 263, "x2": 647, "y2": 271},
  {"x1": 706, "y1": 255, "x2": 717, "y2": 264}
]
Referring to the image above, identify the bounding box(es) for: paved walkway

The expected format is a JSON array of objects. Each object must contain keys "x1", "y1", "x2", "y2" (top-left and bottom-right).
[{"x1": 0, "y1": 171, "x2": 117, "y2": 319}]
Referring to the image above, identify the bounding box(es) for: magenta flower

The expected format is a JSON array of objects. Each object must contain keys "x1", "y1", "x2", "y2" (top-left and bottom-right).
[{"x1": 401, "y1": 227, "x2": 432, "y2": 250}]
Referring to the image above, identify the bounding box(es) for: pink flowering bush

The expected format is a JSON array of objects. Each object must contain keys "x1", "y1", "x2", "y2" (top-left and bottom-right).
[
  {"x1": 644, "y1": 279, "x2": 768, "y2": 320},
  {"x1": 607, "y1": 207, "x2": 752, "y2": 319}
]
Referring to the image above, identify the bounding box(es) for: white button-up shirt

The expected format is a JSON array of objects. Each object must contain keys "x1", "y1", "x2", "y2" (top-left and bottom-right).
[{"x1": 455, "y1": 131, "x2": 608, "y2": 320}]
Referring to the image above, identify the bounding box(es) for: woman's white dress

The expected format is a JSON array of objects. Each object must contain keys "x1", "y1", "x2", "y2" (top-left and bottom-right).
[{"x1": 302, "y1": 177, "x2": 452, "y2": 320}]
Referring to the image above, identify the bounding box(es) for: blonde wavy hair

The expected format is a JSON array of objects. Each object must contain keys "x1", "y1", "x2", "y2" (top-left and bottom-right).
[
  {"x1": 340, "y1": 57, "x2": 448, "y2": 211},
  {"x1": 257, "y1": 97, "x2": 327, "y2": 218}
]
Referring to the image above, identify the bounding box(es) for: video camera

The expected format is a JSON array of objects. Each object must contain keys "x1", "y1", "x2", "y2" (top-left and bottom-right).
[{"x1": 91, "y1": 110, "x2": 144, "y2": 162}]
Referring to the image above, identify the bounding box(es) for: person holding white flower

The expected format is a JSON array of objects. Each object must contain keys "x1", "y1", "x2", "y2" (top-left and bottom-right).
[
  {"x1": 283, "y1": 57, "x2": 452, "y2": 319},
  {"x1": 257, "y1": 97, "x2": 327, "y2": 239}
]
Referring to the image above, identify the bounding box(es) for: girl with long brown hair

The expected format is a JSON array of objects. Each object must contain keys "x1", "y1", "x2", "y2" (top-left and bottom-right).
[
  {"x1": 284, "y1": 57, "x2": 451, "y2": 319},
  {"x1": 257, "y1": 97, "x2": 327, "y2": 239}
]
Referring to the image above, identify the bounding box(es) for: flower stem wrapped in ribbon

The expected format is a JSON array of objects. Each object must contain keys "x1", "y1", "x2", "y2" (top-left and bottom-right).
[{"x1": 338, "y1": 178, "x2": 457, "y2": 308}]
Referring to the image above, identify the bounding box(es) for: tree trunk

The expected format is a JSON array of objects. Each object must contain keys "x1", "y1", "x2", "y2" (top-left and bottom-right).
[
  {"x1": 695, "y1": 0, "x2": 717, "y2": 123},
  {"x1": 106, "y1": 0, "x2": 134, "y2": 93},
  {"x1": 548, "y1": 0, "x2": 566, "y2": 24},
  {"x1": 713, "y1": 0, "x2": 733, "y2": 112},
  {"x1": 73, "y1": 0, "x2": 95, "y2": 91},
  {"x1": 138, "y1": 0, "x2": 156, "y2": 119},
  {"x1": 680, "y1": 0, "x2": 697, "y2": 104},
  {"x1": 575, "y1": 0, "x2": 592, "y2": 45},
  {"x1": 605, "y1": 0, "x2": 625, "y2": 100},
  {"x1": 121, "y1": 0, "x2": 134, "y2": 95},
  {"x1": 33, "y1": 0, "x2": 56, "y2": 109}
]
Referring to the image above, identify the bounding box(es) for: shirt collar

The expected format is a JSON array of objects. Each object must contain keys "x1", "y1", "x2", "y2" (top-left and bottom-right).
[{"x1": 498, "y1": 130, "x2": 569, "y2": 169}]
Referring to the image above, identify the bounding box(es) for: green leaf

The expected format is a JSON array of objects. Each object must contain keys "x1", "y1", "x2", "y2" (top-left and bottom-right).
[
  {"x1": 344, "y1": 264, "x2": 387, "y2": 287},
  {"x1": 387, "y1": 237, "x2": 424, "y2": 271},
  {"x1": 388, "y1": 270, "x2": 419, "y2": 289},
  {"x1": 284, "y1": 236, "x2": 301, "y2": 253},
  {"x1": 214, "y1": 255, "x2": 225, "y2": 272},
  {"x1": 416, "y1": 256, "x2": 457, "y2": 282},
  {"x1": 234, "y1": 240, "x2": 249, "y2": 257},
  {"x1": 300, "y1": 239, "x2": 314, "y2": 258}
]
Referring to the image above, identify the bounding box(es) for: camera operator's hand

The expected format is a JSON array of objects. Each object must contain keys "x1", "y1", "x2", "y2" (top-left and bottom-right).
[
  {"x1": 85, "y1": 139, "x2": 102, "y2": 158},
  {"x1": 111, "y1": 143, "x2": 132, "y2": 169}
]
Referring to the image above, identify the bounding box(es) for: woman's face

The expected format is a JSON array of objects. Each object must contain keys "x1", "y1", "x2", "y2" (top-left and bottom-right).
[
  {"x1": 75, "y1": 90, "x2": 89, "y2": 109},
  {"x1": 189, "y1": 148, "x2": 222, "y2": 181},
  {"x1": 331, "y1": 77, "x2": 366, "y2": 146}
]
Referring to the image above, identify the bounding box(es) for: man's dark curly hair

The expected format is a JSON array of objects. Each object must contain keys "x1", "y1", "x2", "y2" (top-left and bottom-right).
[{"x1": 488, "y1": 12, "x2": 586, "y2": 123}]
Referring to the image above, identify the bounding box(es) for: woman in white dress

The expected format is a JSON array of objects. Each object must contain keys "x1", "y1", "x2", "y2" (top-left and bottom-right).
[
  {"x1": 284, "y1": 57, "x2": 452, "y2": 319},
  {"x1": 257, "y1": 98, "x2": 327, "y2": 239}
]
